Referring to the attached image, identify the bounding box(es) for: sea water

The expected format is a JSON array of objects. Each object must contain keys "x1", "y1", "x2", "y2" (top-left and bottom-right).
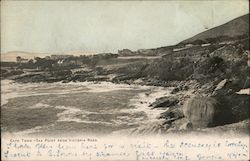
[{"x1": 1, "y1": 80, "x2": 170, "y2": 136}]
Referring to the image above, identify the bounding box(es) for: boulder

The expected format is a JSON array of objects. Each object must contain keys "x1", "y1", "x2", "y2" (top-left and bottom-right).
[
  {"x1": 212, "y1": 79, "x2": 249, "y2": 122},
  {"x1": 216, "y1": 93, "x2": 249, "y2": 122},
  {"x1": 183, "y1": 96, "x2": 232, "y2": 128}
]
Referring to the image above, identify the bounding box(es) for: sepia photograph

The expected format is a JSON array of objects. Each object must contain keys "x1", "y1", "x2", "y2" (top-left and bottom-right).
[{"x1": 1, "y1": 0, "x2": 249, "y2": 160}]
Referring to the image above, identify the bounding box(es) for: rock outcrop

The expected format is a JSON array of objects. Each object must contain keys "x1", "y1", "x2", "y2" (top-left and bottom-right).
[
  {"x1": 183, "y1": 96, "x2": 232, "y2": 128},
  {"x1": 149, "y1": 96, "x2": 179, "y2": 109}
]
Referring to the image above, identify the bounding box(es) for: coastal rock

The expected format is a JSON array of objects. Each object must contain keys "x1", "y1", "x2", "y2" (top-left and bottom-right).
[
  {"x1": 216, "y1": 93, "x2": 249, "y2": 122},
  {"x1": 211, "y1": 79, "x2": 249, "y2": 122},
  {"x1": 179, "y1": 122, "x2": 193, "y2": 130},
  {"x1": 150, "y1": 96, "x2": 179, "y2": 109},
  {"x1": 183, "y1": 96, "x2": 231, "y2": 128},
  {"x1": 13, "y1": 73, "x2": 46, "y2": 83},
  {"x1": 171, "y1": 87, "x2": 181, "y2": 94},
  {"x1": 160, "y1": 107, "x2": 184, "y2": 123},
  {"x1": 171, "y1": 85, "x2": 189, "y2": 94},
  {"x1": 1, "y1": 69, "x2": 24, "y2": 79},
  {"x1": 213, "y1": 79, "x2": 227, "y2": 92}
]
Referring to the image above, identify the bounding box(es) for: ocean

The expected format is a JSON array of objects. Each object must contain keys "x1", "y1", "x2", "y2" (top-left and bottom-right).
[{"x1": 1, "y1": 80, "x2": 169, "y2": 136}]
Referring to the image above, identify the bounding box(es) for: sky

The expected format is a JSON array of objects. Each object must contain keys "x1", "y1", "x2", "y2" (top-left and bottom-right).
[{"x1": 1, "y1": 0, "x2": 249, "y2": 54}]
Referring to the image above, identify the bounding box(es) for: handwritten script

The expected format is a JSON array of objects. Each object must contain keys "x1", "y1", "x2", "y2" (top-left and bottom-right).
[{"x1": 1, "y1": 136, "x2": 249, "y2": 160}]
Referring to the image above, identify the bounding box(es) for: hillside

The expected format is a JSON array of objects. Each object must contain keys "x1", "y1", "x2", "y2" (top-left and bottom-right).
[{"x1": 180, "y1": 14, "x2": 249, "y2": 45}]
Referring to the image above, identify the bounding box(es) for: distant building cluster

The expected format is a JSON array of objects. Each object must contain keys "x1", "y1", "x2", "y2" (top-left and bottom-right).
[
  {"x1": 14, "y1": 53, "x2": 117, "y2": 67},
  {"x1": 16, "y1": 56, "x2": 29, "y2": 63}
]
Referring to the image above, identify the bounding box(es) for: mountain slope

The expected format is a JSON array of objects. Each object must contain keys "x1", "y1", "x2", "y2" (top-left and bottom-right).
[
  {"x1": 143, "y1": 13, "x2": 249, "y2": 84},
  {"x1": 180, "y1": 14, "x2": 249, "y2": 45}
]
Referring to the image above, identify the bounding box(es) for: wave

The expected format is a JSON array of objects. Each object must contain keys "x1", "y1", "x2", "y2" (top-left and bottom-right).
[
  {"x1": 122, "y1": 87, "x2": 173, "y2": 121},
  {"x1": 54, "y1": 105, "x2": 118, "y2": 126},
  {"x1": 56, "y1": 80, "x2": 152, "y2": 93},
  {"x1": 1, "y1": 80, "x2": 152, "y2": 106},
  {"x1": 114, "y1": 86, "x2": 174, "y2": 135},
  {"x1": 28, "y1": 102, "x2": 51, "y2": 109}
]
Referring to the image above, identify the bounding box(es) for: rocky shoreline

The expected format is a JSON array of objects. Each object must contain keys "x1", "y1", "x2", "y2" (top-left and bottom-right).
[{"x1": 2, "y1": 70, "x2": 249, "y2": 135}]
